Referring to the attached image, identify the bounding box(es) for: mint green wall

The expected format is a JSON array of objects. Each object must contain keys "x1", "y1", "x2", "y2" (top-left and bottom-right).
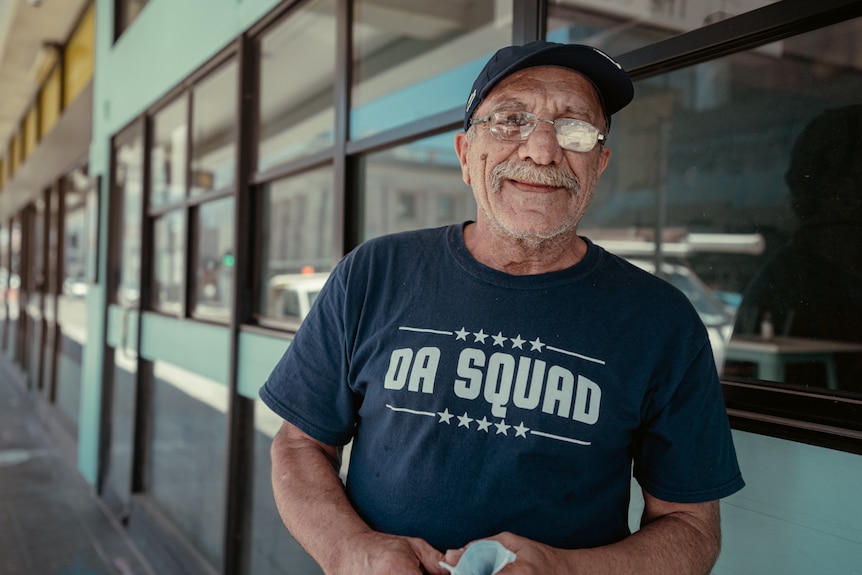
[
  {"x1": 237, "y1": 331, "x2": 291, "y2": 399},
  {"x1": 715, "y1": 431, "x2": 862, "y2": 574}
]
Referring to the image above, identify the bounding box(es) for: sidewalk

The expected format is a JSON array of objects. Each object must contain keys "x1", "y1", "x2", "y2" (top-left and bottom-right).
[{"x1": 0, "y1": 369, "x2": 155, "y2": 575}]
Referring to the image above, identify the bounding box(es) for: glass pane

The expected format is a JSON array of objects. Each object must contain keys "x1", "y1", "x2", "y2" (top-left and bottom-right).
[
  {"x1": 248, "y1": 400, "x2": 323, "y2": 575},
  {"x1": 151, "y1": 96, "x2": 188, "y2": 208},
  {"x1": 153, "y1": 211, "x2": 184, "y2": 314},
  {"x1": 351, "y1": 0, "x2": 511, "y2": 139},
  {"x1": 56, "y1": 171, "x2": 91, "y2": 426},
  {"x1": 361, "y1": 129, "x2": 475, "y2": 240},
  {"x1": 580, "y1": 16, "x2": 862, "y2": 394},
  {"x1": 259, "y1": 166, "x2": 335, "y2": 324},
  {"x1": 104, "y1": 347, "x2": 138, "y2": 512},
  {"x1": 191, "y1": 61, "x2": 238, "y2": 196},
  {"x1": 114, "y1": 127, "x2": 144, "y2": 306},
  {"x1": 6, "y1": 220, "x2": 21, "y2": 361},
  {"x1": 548, "y1": 0, "x2": 781, "y2": 54},
  {"x1": 192, "y1": 198, "x2": 234, "y2": 322},
  {"x1": 148, "y1": 361, "x2": 228, "y2": 568},
  {"x1": 257, "y1": 0, "x2": 336, "y2": 172}
]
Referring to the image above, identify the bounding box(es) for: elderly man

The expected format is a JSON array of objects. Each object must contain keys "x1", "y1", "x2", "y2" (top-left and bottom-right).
[{"x1": 261, "y1": 41, "x2": 743, "y2": 575}]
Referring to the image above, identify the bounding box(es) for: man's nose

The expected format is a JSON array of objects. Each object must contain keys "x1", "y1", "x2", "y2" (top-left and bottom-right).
[{"x1": 519, "y1": 119, "x2": 564, "y2": 165}]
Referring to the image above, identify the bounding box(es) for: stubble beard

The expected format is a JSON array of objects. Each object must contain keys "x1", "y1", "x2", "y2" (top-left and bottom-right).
[{"x1": 484, "y1": 160, "x2": 587, "y2": 251}]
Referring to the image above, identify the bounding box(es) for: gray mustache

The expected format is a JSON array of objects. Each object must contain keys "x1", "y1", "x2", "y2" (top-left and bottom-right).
[{"x1": 491, "y1": 161, "x2": 580, "y2": 191}]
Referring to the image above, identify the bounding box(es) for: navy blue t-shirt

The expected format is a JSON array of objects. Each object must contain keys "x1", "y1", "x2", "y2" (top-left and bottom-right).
[{"x1": 260, "y1": 224, "x2": 743, "y2": 551}]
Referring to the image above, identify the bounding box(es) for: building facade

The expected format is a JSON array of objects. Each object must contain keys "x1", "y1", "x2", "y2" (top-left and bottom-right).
[{"x1": 0, "y1": 0, "x2": 861, "y2": 573}]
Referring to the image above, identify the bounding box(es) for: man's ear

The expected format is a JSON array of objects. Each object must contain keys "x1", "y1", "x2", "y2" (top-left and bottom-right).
[
  {"x1": 596, "y1": 145, "x2": 611, "y2": 179},
  {"x1": 454, "y1": 131, "x2": 471, "y2": 186}
]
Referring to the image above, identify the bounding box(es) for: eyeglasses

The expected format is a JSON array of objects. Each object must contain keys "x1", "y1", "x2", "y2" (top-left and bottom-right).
[{"x1": 469, "y1": 110, "x2": 606, "y2": 152}]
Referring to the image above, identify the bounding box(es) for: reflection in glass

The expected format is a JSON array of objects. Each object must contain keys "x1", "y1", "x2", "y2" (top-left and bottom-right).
[
  {"x1": 7, "y1": 220, "x2": 21, "y2": 361},
  {"x1": 151, "y1": 96, "x2": 188, "y2": 208},
  {"x1": 55, "y1": 168, "x2": 92, "y2": 427},
  {"x1": 153, "y1": 211, "x2": 184, "y2": 314},
  {"x1": 361, "y1": 130, "x2": 474, "y2": 241},
  {"x1": 578, "y1": 17, "x2": 862, "y2": 393},
  {"x1": 191, "y1": 61, "x2": 237, "y2": 196},
  {"x1": 259, "y1": 167, "x2": 335, "y2": 323},
  {"x1": 547, "y1": 0, "x2": 780, "y2": 55},
  {"x1": 148, "y1": 361, "x2": 228, "y2": 568},
  {"x1": 351, "y1": 0, "x2": 510, "y2": 139},
  {"x1": 28, "y1": 204, "x2": 45, "y2": 391},
  {"x1": 104, "y1": 347, "x2": 137, "y2": 515},
  {"x1": 114, "y1": 127, "x2": 144, "y2": 307},
  {"x1": 192, "y1": 198, "x2": 234, "y2": 321},
  {"x1": 257, "y1": 0, "x2": 336, "y2": 172},
  {"x1": 248, "y1": 400, "x2": 323, "y2": 575}
]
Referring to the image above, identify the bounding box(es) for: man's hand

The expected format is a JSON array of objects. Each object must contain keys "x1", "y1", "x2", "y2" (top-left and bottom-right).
[
  {"x1": 334, "y1": 531, "x2": 448, "y2": 575},
  {"x1": 442, "y1": 495, "x2": 720, "y2": 575},
  {"x1": 442, "y1": 533, "x2": 569, "y2": 575}
]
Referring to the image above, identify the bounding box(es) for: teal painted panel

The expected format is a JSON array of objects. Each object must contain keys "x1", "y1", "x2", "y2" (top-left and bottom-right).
[
  {"x1": 139, "y1": 313, "x2": 230, "y2": 384},
  {"x1": 714, "y1": 430, "x2": 862, "y2": 574},
  {"x1": 95, "y1": 0, "x2": 283, "y2": 138},
  {"x1": 77, "y1": 286, "x2": 108, "y2": 485},
  {"x1": 105, "y1": 304, "x2": 138, "y2": 351},
  {"x1": 237, "y1": 331, "x2": 291, "y2": 399}
]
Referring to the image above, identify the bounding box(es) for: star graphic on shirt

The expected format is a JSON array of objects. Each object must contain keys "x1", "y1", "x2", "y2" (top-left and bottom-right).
[
  {"x1": 476, "y1": 417, "x2": 492, "y2": 432},
  {"x1": 530, "y1": 337, "x2": 545, "y2": 352},
  {"x1": 494, "y1": 420, "x2": 511, "y2": 435},
  {"x1": 513, "y1": 422, "x2": 530, "y2": 438},
  {"x1": 510, "y1": 334, "x2": 526, "y2": 349},
  {"x1": 457, "y1": 412, "x2": 473, "y2": 428},
  {"x1": 492, "y1": 332, "x2": 508, "y2": 347},
  {"x1": 455, "y1": 327, "x2": 470, "y2": 341},
  {"x1": 473, "y1": 329, "x2": 488, "y2": 344},
  {"x1": 437, "y1": 408, "x2": 454, "y2": 424}
]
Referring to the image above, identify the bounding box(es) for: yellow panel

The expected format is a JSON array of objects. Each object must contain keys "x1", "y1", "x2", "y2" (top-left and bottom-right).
[
  {"x1": 0, "y1": 159, "x2": 5, "y2": 190},
  {"x1": 63, "y1": 3, "x2": 95, "y2": 108},
  {"x1": 40, "y1": 67, "x2": 62, "y2": 138},
  {"x1": 23, "y1": 106, "x2": 39, "y2": 159},
  {"x1": 11, "y1": 135, "x2": 21, "y2": 173}
]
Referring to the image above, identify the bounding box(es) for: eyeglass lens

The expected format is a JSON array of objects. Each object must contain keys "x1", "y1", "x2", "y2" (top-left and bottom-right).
[{"x1": 487, "y1": 111, "x2": 602, "y2": 152}]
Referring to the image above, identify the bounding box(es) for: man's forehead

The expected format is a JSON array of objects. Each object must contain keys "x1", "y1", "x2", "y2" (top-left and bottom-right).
[{"x1": 482, "y1": 66, "x2": 604, "y2": 113}]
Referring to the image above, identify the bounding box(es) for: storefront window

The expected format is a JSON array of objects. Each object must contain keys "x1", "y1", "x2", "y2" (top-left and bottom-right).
[
  {"x1": 351, "y1": 0, "x2": 511, "y2": 139},
  {"x1": 55, "y1": 168, "x2": 94, "y2": 427},
  {"x1": 114, "y1": 126, "x2": 144, "y2": 307},
  {"x1": 547, "y1": 0, "x2": 780, "y2": 54},
  {"x1": 257, "y1": 0, "x2": 336, "y2": 172},
  {"x1": 258, "y1": 166, "x2": 335, "y2": 326},
  {"x1": 360, "y1": 130, "x2": 474, "y2": 241},
  {"x1": 192, "y1": 198, "x2": 234, "y2": 321},
  {"x1": 191, "y1": 61, "x2": 237, "y2": 197},
  {"x1": 153, "y1": 211, "x2": 184, "y2": 314},
  {"x1": 148, "y1": 360, "x2": 228, "y2": 568},
  {"x1": 248, "y1": 399, "x2": 323, "y2": 574},
  {"x1": 580, "y1": 16, "x2": 862, "y2": 395},
  {"x1": 151, "y1": 96, "x2": 188, "y2": 208}
]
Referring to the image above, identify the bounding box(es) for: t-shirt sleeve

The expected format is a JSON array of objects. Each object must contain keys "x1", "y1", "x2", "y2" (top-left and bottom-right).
[
  {"x1": 632, "y1": 336, "x2": 744, "y2": 503},
  {"x1": 258, "y1": 265, "x2": 358, "y2": 447}
]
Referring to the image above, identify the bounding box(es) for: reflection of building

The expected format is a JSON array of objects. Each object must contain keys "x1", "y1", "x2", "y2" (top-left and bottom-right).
[{"x1": 0, "y1": 2, "x2": 861, "y2": 575}]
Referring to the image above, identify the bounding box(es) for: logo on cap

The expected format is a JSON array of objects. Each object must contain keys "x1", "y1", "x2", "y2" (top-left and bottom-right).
[{"x1": 466, "y1": 89, "x2": 477, "y2": 113}]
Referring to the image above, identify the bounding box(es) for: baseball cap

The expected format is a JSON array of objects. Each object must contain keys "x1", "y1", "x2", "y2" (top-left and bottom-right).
[{"x1": 464, "y1": 41, "x2": 634, "y2": 131}]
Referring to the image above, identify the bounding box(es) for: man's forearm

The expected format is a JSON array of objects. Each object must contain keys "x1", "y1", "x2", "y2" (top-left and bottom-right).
[
  {"x1": 270, "y1": 422, "x2": 371, "y2": 572},
  {"x1": 566, "y1": 499, "x2": 721, "y2": 574},
  {"x1": 270, "y1": 421, "x2": 447, "y2": 575}
]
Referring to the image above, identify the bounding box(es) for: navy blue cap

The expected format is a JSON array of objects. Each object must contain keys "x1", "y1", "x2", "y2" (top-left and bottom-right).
[{"x1": 464, "y1": 41, "x2": 634, "y2": 131}]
